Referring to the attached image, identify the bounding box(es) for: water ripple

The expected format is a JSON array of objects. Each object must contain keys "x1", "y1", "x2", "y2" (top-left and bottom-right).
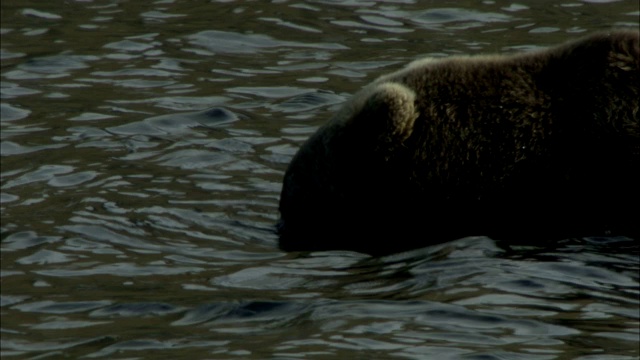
[
  {"x1": 0, "y1": 103, "x2": 31, "y2": 122},
  {"x1": 1, "y1": 141, "x2": 67, "y2": 156},
  {"x1": 107, "y1": 107, "x2": 238, "y2": 137},
  {"x1": 186, "y1": 30, "x2": 348, "y2": 55},
  {"x1": 21, "y1": 8, "x2": 62, "y2": 20}
]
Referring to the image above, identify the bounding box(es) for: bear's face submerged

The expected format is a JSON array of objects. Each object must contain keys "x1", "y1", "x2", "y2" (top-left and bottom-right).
[{"x1": 278, "y1": 30, "x2": 640, "y2": 255}]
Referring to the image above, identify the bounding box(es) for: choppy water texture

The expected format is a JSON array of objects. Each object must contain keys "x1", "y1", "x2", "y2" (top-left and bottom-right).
[{"x1": 1, "y1": 1, "x2": 639, "y2": 359}]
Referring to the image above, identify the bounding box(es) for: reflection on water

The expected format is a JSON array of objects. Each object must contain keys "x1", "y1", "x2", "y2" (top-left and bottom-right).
[{"x1": 1, "y1": 0, "x2": 639, "y2": 358}]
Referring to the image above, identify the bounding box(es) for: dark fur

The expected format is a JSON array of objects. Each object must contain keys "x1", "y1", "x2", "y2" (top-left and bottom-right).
[{"x1": 278, "y1": 31, "x2": 640, "y2": 255}]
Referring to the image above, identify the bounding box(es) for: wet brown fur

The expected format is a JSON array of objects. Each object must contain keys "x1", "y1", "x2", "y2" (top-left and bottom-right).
[{"x1": 278, "y1": 30, "x2": 640, "y2": 255}]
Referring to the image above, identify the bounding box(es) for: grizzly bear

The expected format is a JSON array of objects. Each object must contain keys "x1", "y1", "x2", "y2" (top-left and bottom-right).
[{"x1": 278, "y1": 30, "x2": 639, "y2": 255}]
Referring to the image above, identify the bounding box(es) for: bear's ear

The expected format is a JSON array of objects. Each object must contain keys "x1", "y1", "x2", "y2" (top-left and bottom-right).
[
  {"x1": 354, "y1": 82, "x2": 419, "y2": 150},
  {"x1": 607, "y1": 31, "x2": 639, "y2": 72}
]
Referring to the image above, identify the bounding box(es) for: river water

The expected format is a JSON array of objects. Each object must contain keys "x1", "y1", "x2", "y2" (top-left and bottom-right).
[{"x1": 1, "y1": 1, "x2": 639, "y2": 359}]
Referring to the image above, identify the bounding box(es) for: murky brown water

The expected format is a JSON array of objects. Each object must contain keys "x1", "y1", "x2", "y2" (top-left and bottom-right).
[{"x1": 2, "y1": 1, "x2": 639, "y2": 359}]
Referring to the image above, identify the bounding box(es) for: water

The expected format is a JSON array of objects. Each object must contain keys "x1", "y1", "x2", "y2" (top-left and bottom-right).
[{"x1": 1, "y1": 1, "x2": 638, "y2": 358}]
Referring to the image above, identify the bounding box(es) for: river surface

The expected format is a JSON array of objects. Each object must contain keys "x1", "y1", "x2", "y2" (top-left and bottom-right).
[{"x1": 1, "y1": 1, "x2": 639, "y2": 359}]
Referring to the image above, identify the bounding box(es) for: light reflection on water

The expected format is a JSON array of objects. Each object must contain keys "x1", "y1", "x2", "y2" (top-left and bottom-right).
[{"x1": 1, "y1": 0, "x2": 639, "y2": 358}]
